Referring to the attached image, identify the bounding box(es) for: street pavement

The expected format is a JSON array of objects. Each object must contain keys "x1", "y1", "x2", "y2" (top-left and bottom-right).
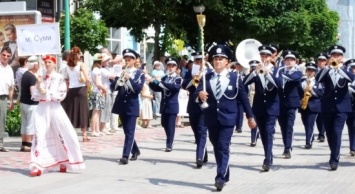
[{"x1": 1, "y1": 115, "x2": 355, "y2": 194}]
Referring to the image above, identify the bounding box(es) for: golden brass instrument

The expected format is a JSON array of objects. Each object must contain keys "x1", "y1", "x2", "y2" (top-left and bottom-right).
[
  {"x1": 329, "y1": 58, "x2": 339, "y2": 69},
  {"x1": 301, "y1": 78, "x2": 312, "y2": 110},
  {"x1": 192, "y1": 74, "x2": 200, "y2": 87}
]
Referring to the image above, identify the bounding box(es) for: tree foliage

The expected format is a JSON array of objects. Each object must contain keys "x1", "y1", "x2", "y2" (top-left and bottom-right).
[
  {"x1": 59, "y1": 8, "x2": 109, "y2": 54},
  {"x1": 84, "y1": 0, "x2": 339, "y2": 59}
]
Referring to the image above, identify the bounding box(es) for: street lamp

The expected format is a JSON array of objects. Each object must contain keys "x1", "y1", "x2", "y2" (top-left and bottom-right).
[{"x1": 193, "y1": 4, "x2": 208, "y2": 109}]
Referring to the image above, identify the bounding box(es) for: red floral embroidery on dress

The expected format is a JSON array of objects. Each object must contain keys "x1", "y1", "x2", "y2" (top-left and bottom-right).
[{"x1": 35, "y1": 150, "x2": 39, "y2": 157}]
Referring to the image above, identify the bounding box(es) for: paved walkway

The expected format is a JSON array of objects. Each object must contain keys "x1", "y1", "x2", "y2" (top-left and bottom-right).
[{"x1": 1, "y1": 115, "x2": 355, "y2": 194}]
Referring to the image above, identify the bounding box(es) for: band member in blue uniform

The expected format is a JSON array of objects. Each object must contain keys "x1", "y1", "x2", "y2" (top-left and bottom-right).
[
  {"x1": 232, "y1": 62, "x2": 245, "y2": 133},
  {"x1": 195, "y1": 45, "x2": 256, "y2": 191},
  {"x1": 244, "y1": 45, "x2": 279, "y2": 171},
  {"x1": 149, "y1": 57, "x2": 182, "y2": 152},
  {"x1": 112, "y1": 49, "x2": 145, "y2": 164},
  {"x1": 276, "y1": 50, "x2": 302, "y2": 159},
  {"x1": 298, "y1": 62, "x2": 323, "y2": 149},
  {"x1": 316, "y1": 45, "x2": 353, "y2": 170},
  {"x1": 344, "y1": 59, "x2": 355, "y2": 156},
  {"x1": 247, "y1": 60, "x2": 260, "y2": 146},
  {"x1": 269, "y1": 44, "x2": 283, "y2": 68},
  {"x1": 315, "y1": 53, "x2": 328, "y2": 142},
  {"x1": 182, "y1": 51, "x2": 209, "y2": 168}
]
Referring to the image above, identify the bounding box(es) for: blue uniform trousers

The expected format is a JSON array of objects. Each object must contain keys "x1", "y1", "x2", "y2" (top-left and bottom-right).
[
  {"x1": 161, "y1": 113, "x2": 177, "y2": 149},
  {"x1": 322, "y1": 112, "x2": 347, "y2": 164},
  {"x1": 236, "y1": 102, "x2": 244, "y2": 130},
  {"x1": 120, "y1": 114, "x2": 140, "y2": 157},
  {"x1": 189, "y1": 114, "x2": 208, "y2": 161},
  {"x1": 250, "y1": 127, "x2": 259, "y2": 143},
  {"x1": 278, "y1": 107, "x2": 297, "y2": 151},
  {"x1": 256, "y1": 115, "x2": 277, "y2": 165},
  {"x1": 346, "y1": 112, "x2": 355, "y2": 152},
  {"x1": 300, "y1": 110, "x2": 318, "y2": 145},
  {"x1": 316, "y1": 114, "x2": 326, "y2": 139},
  {"x1": 208, "y1": 122, "x2": 234, "y2": 182}
]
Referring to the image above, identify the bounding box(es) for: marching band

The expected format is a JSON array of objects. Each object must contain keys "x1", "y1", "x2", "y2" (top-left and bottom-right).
[{"x1": 93, "y1": 42, "x2": 355, "y2": 191}]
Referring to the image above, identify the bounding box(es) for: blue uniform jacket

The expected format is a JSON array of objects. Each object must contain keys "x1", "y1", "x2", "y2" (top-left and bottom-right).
[
  {"x1": 244, "y1": 69, "x2": 280, "y2": 117},
  {"x1": 193, "y1": 71, "x2": 253, "y2": 127},
  {"x1": 349, "y1": 85, "x2": 355, "y2": 111},
  {"x1": 298, "y1": 78, "x2": 323, "y2": 113},
  {"x1": 182, "y1": 70, "x2": 202, "y2": 116},
  {"x1": 276, "y1": 67, "x2": 303, "y2": 108},
  {"x1": 111, "y1": 70, "x2": 145, "y2": 117},
  {"x1": 316, "y1": 66, "x2": 353, "y2": 113},
  {"x1": 149, "y1": 74, "x2": 182, "y2": 115}
]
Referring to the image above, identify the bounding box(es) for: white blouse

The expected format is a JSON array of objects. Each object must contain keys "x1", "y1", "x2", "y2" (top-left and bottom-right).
[
  {"x1": 31, "y1": 72, "x2": 67, "y2": 102},
  {"x1": 64, "y1": 64, "x2": 86, "y2": 88}
]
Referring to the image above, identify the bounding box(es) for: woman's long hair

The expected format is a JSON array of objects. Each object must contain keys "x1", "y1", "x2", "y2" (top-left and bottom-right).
[
  {"x1": 67, "y1": 46, "x2": 81, "y2": 67},
  {"x1": 91, "y1": 61, "x2": 102, "y2": 70}
]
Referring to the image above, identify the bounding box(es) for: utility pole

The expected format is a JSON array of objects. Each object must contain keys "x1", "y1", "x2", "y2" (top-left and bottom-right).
[{"x1": 64, "y1": 0, "x2": 70, "y2": 50}]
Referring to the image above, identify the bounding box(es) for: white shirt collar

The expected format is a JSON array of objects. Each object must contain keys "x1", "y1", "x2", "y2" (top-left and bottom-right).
[{"x1": 214, "y1": 69, "x2": 228, "y2": 77}]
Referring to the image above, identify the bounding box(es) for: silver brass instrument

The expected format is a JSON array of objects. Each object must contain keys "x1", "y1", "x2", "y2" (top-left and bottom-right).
[
  {"x1": 236, "y1": 39, "x2": 262, "y2": 69},
  {"x1": 117, "y1": 69, "x2": 129, "y2": 86}
]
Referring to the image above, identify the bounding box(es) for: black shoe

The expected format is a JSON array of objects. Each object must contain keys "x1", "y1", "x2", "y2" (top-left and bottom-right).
[
  {"x1": 196, "y1": 159, "x2": 203, "y2": 168},
  {"x1": 350, "y1": 150, "x2": 355, "y2": 156},
  {"x1": 203, "y1": 155, "x2": 208, "y2": 163},
  {"x1": 330, "y1": 163, "x2": 338, "y2": 171},
  {"x1": 236, "y1": 128, "x2": 242, "y2": 133},
  {"x1": 165, "y1": 148, "x2": 172, "y2": 152},
  {"x1": 304, "y1": 144, "x2": 312, "y2": 149},
  {"x1": 250, "y1": 142, "x2": 256, "y2": 147},
  {"x1": 284, "y1": 151, "x2": 291, "y2": 159},
  {"x1": 262, "y1": 164, "x2": 270, "y2": 172},
  {"x1": 119, "y1": 157, "x2": 129, "y2": 164},
  {"x1": 130, "y1": 152, "x2": 140, "y2": 161},
  {"x1": 214, "y1": 180, "x2": 226, "y2": 191},
  {"x1": 319, "y1": 136, "x2": 325, "y2": 142}
]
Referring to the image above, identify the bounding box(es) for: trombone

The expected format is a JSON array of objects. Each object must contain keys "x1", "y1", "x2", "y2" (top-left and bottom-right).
[{"x1": 329, "y1": 58, "x2": 339, "y2": 69}]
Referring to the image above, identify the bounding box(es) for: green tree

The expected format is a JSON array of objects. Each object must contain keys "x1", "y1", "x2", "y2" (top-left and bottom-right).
[
  {"x1": 59, "y1": 8, "x2": 109, "y2": 54},
  {"x1": 84, "y1": 0, "x2": 339, "y2": 59}
]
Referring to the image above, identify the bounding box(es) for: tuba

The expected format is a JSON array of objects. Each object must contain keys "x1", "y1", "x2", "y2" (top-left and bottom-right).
[
  {"x1": 236, "y1": 39, "x2": 262, "y2": 69},
  {"x1": 301, "y1": 77, "x2": 312, "y2": 110}
]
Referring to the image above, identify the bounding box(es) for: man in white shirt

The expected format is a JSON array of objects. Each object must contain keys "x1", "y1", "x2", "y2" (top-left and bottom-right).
[{"x1": 0, "y1": 46, "x2": 15, "y2": 152}]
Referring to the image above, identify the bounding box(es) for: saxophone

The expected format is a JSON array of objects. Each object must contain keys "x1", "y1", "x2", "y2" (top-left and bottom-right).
[{"x1": 300, "y1": 77, "x2": 312, "y2": 110}]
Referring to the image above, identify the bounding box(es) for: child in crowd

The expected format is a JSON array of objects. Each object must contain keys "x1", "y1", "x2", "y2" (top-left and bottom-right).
[{"x1": 140, "y1": 74, "x2": 154, "y2": 128}]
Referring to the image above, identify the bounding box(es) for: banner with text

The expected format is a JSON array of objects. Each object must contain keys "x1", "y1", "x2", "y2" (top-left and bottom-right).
[{"x1": 16, "y1": 23, "x2": 60, "y2": 56}]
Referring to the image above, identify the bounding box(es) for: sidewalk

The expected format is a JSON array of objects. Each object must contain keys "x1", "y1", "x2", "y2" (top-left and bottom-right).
[{"x1": 1, "y1": 115, "x2": 355, "y2": 194}]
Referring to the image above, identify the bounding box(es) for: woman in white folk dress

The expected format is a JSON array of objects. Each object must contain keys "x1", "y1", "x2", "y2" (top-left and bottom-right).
[{"x1": 29, "y1": 55, "x2": 85, "y2": 177}]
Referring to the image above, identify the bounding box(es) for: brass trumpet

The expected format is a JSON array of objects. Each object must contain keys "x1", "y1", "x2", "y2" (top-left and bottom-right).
[
  {"x1": 117, "y1": 69, "x2": 129, "y2": 86},
  {"x1": 192, "y1": 75, "x2": 200, "y2": 87},
  {"x1": 329, "y1": 58, "x2": 339, "y2": 69}
]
